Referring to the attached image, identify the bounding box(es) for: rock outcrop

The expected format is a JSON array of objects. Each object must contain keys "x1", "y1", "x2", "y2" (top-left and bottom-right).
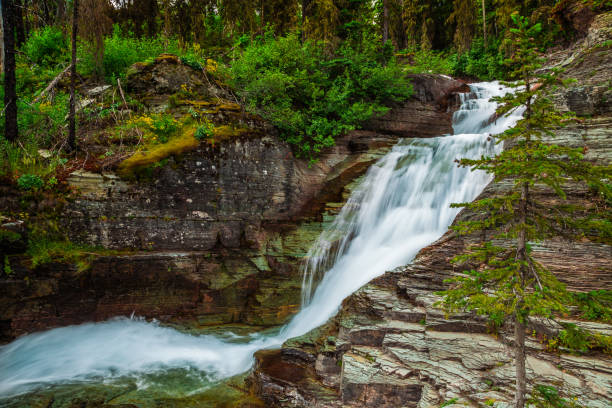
[
  {"x1": 0, "y1": 61, "x2": 466, "y2": 341},
  {"x1": 250, "y1": 12, "x2": 612, "y2": 407}
]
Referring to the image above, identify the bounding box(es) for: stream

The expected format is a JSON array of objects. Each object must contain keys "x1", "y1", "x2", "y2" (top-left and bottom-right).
[{"x1": 0, "y1": 81, "x2": 523, "y2": 402}]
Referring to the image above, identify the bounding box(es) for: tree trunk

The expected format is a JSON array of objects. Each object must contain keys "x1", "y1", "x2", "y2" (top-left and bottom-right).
[
  {"x1": 382, "y1": 0, "x2": 389, "y2": 44},
  {"x1": 301, "y1": 0, "x2": 311, "y2": 41},
  {"x1": 481, "y1": 0, "x2": 487, "y2": 48},
  {"x1": 14, "y1": 0, "x2": 24, "y2": 46},
  {"x1": 56, "y1": 0, "x2": 66, "y2": 25},
  {"x1": 514, "y1": 115, "x2": 530, "y2": 407},
  {"x1": 2, "y1": 0, "x2": 19, "y2": 142},
  {"x1": 67, "y1": 0, "x2": 78, "y2": 152},
  {"x1": 514, "y1": 311, "x2": 527, "y2": 408},
  {"x1": 1, "y1": 3, "x2": 4, "y2": 71}
]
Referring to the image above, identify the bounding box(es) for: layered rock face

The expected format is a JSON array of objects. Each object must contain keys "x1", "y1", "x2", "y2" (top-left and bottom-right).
[
  {"x1": 0, "y1": 66, "x2": 466, "y2": 340},
  {"x1": 250, "y1": 12, "x2": 612, "y2": 407}
]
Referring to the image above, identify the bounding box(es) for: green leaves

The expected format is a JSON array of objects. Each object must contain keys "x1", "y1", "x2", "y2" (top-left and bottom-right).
[{"x1": 229, "y1": 33, "x2": 412, "y2": 163}]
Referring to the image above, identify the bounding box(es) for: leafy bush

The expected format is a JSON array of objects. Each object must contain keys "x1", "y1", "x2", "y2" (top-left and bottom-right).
[
  {"x1": 22, "y1": 26, "x2": 68, "y2": 67},
  {"x1": 150, "y1": 114, "x2": 179, "y2": 142},
  {"x1": 452, "y1": 38, "x2": 507, "y2": 80},
  {"x1": 230, "y1": 33, "x2": 412, "y2": 162},
  {"x1": 195, "y1": 122, "x2": 215, "y2": 140},
  {"x1": 558, "y1": 323, "x2": 612, "y2": 354},
  {"x1": 527, "y1": 384, "x2": 582, "y2": 408},
  {"x1": 402, "y1": 48, "x2": 456, "y2": 76},
  {"x1": 17, "y1": 174, "x2": 44, "y2": 190},
  {"x1": 573, "y1": 290, "x2": 612, "y2": 322}
]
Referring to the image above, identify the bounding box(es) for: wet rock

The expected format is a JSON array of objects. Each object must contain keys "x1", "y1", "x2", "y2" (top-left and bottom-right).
[{"x1": 250, "y1": 14, "x2": 612, "y2": 406}]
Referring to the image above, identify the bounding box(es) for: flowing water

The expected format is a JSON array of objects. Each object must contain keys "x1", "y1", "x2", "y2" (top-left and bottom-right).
[{"x1": 0, "y1": 81, "x2": 523, "y2": 401}]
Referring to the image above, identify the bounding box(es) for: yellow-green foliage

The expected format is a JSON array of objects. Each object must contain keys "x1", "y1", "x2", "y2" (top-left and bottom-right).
[
  {"x1": 118, "y1": 129, "x2": 199, "y2": 176},
  {"x1": 205, "y1": 58, "x2": 218, "y2": 73}
]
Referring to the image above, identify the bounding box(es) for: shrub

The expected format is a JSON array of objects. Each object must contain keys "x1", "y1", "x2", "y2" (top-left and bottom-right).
[
  {"x1": 527, "y1": 385, "x2": 582, "y2": 408},
  {"x1": 229, "y1": 33, "x2": 412, "y2": 162},
  {"x1": 17, "y1": 174, "x2": 44, "y2": 191},
  {"x1": 452, "y1": 38, "x2": 507, "y2": 80},
  {"x1": 22, "y1": 26, "x2": 68, "y2": 67},
  {"x1": 79, "y1": 25, "x2": 184, "y2": 81},
  {"x1": 195, "y1": 121, "x2": 215, "y2": 140},
  {"x1": 403, "y1": 48, "x2": 456, "y2": 76},
  {"x1": 150, "y1": 114, "x2": 179, "y2": 143}
]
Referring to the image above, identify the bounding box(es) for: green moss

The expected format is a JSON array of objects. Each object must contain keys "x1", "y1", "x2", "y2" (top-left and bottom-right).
[
  {"x1": 117, "y1": 129, "x2": 200, "y2": 177},
  {"x1": 155, "y1": 53, "x2": 181, "y2": 64},
  {"x1": 212, "y1": 125, "x2": 249, "y2": 142},
  {"x1": 26, "y1": 237, "x2": 98, "y2": 272}
]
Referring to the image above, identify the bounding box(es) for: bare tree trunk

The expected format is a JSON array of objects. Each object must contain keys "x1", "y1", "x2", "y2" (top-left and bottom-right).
[
  {"x1": 301, "y1": 0, "x2": 311, "y2": 41},
  {"x1": 481, "y1": 0, "x2": 487, "y2": 48},
  {"x1": 163, "y1": 0, "x2": 169, "y2": 48},
  {"x1": 514, "y1": 307, "x2": 527, "y2": 408},
  {"x1": 0, "y1": 3, "x2": 4, "y2": 71},
  {"x1": 56, "y1": 0, "x2": 66, "y2": 25},
  {"x1": 2, "y1": 0, "x2": 19, "y2": 142},
  {"x1": 67, "y1": 0, "x2": 78, "y2": 152},
  {"x1": 514, "y1": 182, "x2": 528, "y2": 408},
  {"x1": 382, "y1": 0, "x2": 389, "y2": 44}
]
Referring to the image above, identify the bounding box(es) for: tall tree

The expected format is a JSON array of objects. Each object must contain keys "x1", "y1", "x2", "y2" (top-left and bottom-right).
[
  {"x1": 439, "y1": 14, "x2": 611, "y2": 408},
  {"x1": 14, "y1": 0, "x2": 24, "y2": 46},
  {"x1": 67, "y1": 0, "x2": 77, "y2": 152},
  {"x1": 481, "y1": 0, "x2": 487, "y2": 47},
  {"x1": 448, "y1": 0, "x2": 477, "y2": 53},
  {"x1": 494, "y1": 0, "x2": 519, "y2": 36},
  {"x1": 303, "y1": 0, "x2": 339, "y2": 43},
  {"x1": 220, "y1": 0, "x2": 256, "y2": 35},
  {"x1": 301, "y1": 0, "x2": 311, "y2": 36},
  {"x1": 263, "y1": 0, "x2": 299, "y2": 35},
  {"x1": 79, "y1": 0, "x2": 111, "y2": 79},
  {"x1": 382, "y1": 0, "x2": 389, "y2": 44},
  {"x1": 2, "y1": 0, "x2": 18, "y2": 142}
]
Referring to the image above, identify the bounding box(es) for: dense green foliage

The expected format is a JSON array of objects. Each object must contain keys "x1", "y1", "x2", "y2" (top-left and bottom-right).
[
  {"x1": 230, "y1": 33, "x2": 412, "y2": 161},
  {"x1": 79, "y1": 25, "x2": 202, "y2": 81},
  {"x1": 527, "y1": 385, "x2": 582, "y2": 408},
  {"x1": 23, "y1": 26, "x2": 69, "y2": 67}
]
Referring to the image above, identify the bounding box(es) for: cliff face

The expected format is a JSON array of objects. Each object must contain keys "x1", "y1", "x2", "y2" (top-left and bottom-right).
[
  {"x1": 250, "y1": 12, "x2": 612, "y2": 408},
  {"x1": 0, "y1": 68, "x2": 466, "y2": 341}
]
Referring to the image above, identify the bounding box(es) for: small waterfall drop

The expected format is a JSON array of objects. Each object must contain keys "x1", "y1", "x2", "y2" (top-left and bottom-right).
[{"x1": 0, "y1": 81, "x2": 523, "y2": 399}]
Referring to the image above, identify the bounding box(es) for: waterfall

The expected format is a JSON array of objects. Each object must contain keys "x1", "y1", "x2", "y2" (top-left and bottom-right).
[{"x1": 0, "y1": 81, "x2": 523, "y2": 400}]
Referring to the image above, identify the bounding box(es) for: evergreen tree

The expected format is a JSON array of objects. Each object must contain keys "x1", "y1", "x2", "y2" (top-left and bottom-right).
[
  {"x1": 220, "y1": 0, "x2": 256, "y2": 35},
  {"x1": 448, "y1": 0, "x2": 477, "y2": 53},
  {"x1": 263, "y1": 0, "x2": 299, "y2": 35},
  {"x1": 303, "y1": 0, "x2": 339, "y2": 43},
  {"x1": 439, "y1": 14, "x2": 611, "y2": 408},
  {"x1": 79, "y1": 0, "x2": 112, "y2": 78}
]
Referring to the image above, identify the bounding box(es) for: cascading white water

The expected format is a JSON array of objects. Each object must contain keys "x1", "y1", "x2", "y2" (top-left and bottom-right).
[{"x1": 0, "y1": 81, "x2": 524, "y2": 400}]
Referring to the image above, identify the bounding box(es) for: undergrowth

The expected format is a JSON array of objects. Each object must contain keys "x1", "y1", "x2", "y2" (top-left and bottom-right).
[{"x1": 229, "y1": 32, "x2": 413, "y2": 163}]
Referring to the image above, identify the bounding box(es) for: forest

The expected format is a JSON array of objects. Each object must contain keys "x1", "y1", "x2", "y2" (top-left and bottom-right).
[{"x1": 2, "y1": 0, "x2": 607, "y2": 169}]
